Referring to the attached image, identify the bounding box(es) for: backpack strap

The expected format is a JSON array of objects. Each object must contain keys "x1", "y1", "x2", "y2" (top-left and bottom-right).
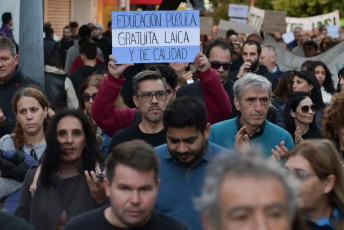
[{"x1": 29, "y1": 165, "x2": 42, "y2": 198}]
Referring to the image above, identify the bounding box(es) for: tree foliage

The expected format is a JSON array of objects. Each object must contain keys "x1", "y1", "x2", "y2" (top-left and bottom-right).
[{"x1": 272, "y1": 0, "x2": 344, "y2": 17}]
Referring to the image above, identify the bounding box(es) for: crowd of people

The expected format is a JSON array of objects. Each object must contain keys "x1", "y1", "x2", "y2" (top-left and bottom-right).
[{"x1": 1, "y1": 9, "x2": 344, "y2": 230}]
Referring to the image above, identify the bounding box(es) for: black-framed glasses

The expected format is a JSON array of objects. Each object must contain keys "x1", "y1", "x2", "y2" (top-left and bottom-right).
[
  {"x1": 300, "y1": 104, "x2": 317, "y2": 113},
  {"x1": 288, "y1": 168, "x2": 315, "y2": 181},
  {"x1": 82, "y1": 93, "x2": 97, "y2": 102},
  {"x1": 137, "y1": 90, "x2": 167, "y2": 102},
  {"x1": 209, "y1": 59, "x2": 232, "y2": 70}
]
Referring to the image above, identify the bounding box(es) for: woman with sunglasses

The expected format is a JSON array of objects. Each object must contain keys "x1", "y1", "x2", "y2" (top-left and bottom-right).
[
  {"x1": 78, "y1": 74, "x2": 112, "y2": 156},
  {"x1": 276, "y1": 70, "x2": 325, "y2": 129},
  {"x1": 285, "y1": 139, "x2": 344, "y2": 229},
  {"x1": 284, "y1": 92, "x2": 322, "y2": 145}
]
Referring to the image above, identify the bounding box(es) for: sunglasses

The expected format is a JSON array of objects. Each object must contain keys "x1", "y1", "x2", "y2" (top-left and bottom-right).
[
  {"x1": 300, "y1": 104, "x2": 317, "y2": 113},
  {"x1": 209, "y1": 60, "x2": 232, "y2": 70},
  {"x1": 82, "y1": 93, "x2": 97, "y2": 102}
]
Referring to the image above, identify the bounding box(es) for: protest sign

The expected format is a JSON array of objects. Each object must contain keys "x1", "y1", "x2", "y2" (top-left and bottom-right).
[
  {"x1": 228, "y1": 4, "x2": 249, "y2": 18},
  {"x1": 249, "y1": 7, "x2": 339, "y2": 33},
  {"x1": 229, "y1": 18, "x2": 247, "y2": 25},
  {"x1": 286, "y1": 10, "x2": 339, "y2": 33},
  {"x1": 217, "y1": 19, "x2": 255, "y2": 38},
  {"x1": 327, "y1": 25, "x2": 340, "y2": 38},
  {"x1": 263, "y1": 35, "x2": 344, "y2": 86},
  {"x1": 200, "y1": 17, "x2": 214, "y2": 35},
  {"x1": 248, "y1": 6, "x2": 265, "y2": 32},
  {"x1": 112, "y1": 10, "x2": 200, "y2": 63},
  {"x1": 261, "y1": 10, "x2": 287, "y2": 33}
]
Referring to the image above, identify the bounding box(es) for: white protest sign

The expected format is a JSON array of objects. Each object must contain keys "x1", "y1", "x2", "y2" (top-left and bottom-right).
[
  {"x1": 112, "y1": 10, "x2": 200, "y2": 63},
  {"x1": 249, "y1": 7, "x2": 339, "y2": 33},
  {"x1": 282, "y1": 32, "x2": 294, "y2": 44},
  {"x1": 228, "y1": 4, "x2": 249, "y2": 19},
  {"x1": 200, "y1": 17, "x2": 214, "y2": 35},
  {"x1": 248, "y1": 6, "x2": 265, "y2": 32},
  {"x1": 263, "y1": 34, "x2": 344, "y2": 87},
  {"x1": 217, "y1": 19, "x2": 255, "y2": 38},
  {"x1": 285, "y1": 10, "x2": 339, "y2": 32},
  {"x1": 229, "y1": 18, "x2": 247, "y2": 25}
]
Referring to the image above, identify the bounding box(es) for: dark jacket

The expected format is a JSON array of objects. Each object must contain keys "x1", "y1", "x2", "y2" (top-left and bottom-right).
[
  {"x1": 0, "y1": 68, "x2": 41, "y2": 138},
  {"x1": 44, "y1": 72, "x2": 68, "y2": 112},
  {"x1": 71, "y1": 64, "x2": 106, "y2": 93}
]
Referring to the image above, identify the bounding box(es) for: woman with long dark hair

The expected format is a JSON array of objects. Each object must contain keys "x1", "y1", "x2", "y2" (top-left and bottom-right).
[
  {"x1": 311, "y1": 61, "x2": 335, "y2": 103},
  {"x1": 15, "y1": 109, "x2": 105, "y2": 230}
]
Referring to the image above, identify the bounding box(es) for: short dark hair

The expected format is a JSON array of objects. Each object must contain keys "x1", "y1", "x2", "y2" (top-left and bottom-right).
[
  {"x1": 107, "y1": 21, "x2": 112, "y2": 28},
  {"x1": 226, "y1": 29, "x2": 237, "y2": 38},
  {"x1": 69, "y1": 21, "x2": 79, "y2": 28},
  {"x1": 78, "y1": 25, "x2": 92, "y2": 39},
  {"x1": 149, "y1": 64, "x2": 178, "y2": 90},
  {"x1": 242, "y1": 40, "x2": 261, "y2": 55},
  {"x1": 2, "y1": 12, "x2": 12, "y2": 25},
  {"x1": 163, "y1": 96, "x2": 207, "y2": 133},
  {"x1": 41, "y1": 109, "x2": 102, "y2": 186},
  {"x1": 106, "y1": 140, "x2": 160, "y2": 184},
  {"x1": 205, "y1": 38, "x2": 233, "y2": 58},
  {"x1": 45, "y1": 50, "x2": 63, "y2": 68},
  {"x1": 303, "y1": 40, "x2": 318, "y2": 51},
  {"x1": 45, "y1": 27, "x2": 54, "y2": 39},
  {"x1": 63, "y1": 25, "x2": 72, "y2": 31},
  {"x1": 132, "y1": 70, "x2": 166, "y2": 95},
  {"x1": 79, "y1": 41, "x2": 97, "y2": 59}
]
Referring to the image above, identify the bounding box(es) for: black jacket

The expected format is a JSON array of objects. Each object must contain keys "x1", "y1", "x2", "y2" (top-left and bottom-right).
[
  {"x1": 0, "y1": 68, "x2": 41, "y2": 138},
  {"x1": 44, "y1": 72, "x2": 68, "y2": 112}
]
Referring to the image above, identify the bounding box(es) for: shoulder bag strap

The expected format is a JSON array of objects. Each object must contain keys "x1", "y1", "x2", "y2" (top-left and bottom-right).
[{"x1": 29, "y1": 165, "x2": 42, "y2": 198}]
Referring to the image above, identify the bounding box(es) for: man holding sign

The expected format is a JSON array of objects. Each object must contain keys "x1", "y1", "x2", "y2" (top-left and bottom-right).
[{"x1": 92, "y1": 10, "x2": 232, "y2": 141}]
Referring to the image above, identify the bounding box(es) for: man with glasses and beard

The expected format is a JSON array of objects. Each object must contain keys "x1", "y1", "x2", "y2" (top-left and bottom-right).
[
  {"x1": 228, "y1": 40, "x2": 279, "y2": 91},
  {"x1": 154, "y1": 96, "x2": 232, "y2": 230},
  {"x1": 178, "y1": 38, "x2": 238, "y2": 118}
]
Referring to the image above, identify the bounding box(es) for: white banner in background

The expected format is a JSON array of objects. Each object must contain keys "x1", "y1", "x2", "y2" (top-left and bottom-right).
[
  {"x1": 263, "y1": 35, "x2": 344, "y2": 87},
  {"x1": 249, "y1": 7, "x2": 339, "y2": 33}
]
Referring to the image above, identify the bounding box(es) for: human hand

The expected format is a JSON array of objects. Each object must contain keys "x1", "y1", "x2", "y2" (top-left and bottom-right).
[
  {"x1": 193, "y1": 52, "x2": 210, "y2": 73},
  {"x1": 237, "y1": 61, "x2": 251, "y2": 79},
  {"x1": 108, "y1": 55, "x2": 134, "y2": 79},
  {"x1": 270, "y1": 141, "x2": 289, "y2": 161},
  {"x1": 0, "y1": 108, "x2": 6, "y2": 127},
  {"x1": 84, "y1": 170, "x2": 106, "y2": 204},
  {"x1": 235, "y1": 126, "x2": 250, "y2": 153}
]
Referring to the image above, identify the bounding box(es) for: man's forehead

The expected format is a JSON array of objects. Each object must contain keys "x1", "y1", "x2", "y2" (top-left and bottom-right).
[
  {"x1": 242, "y1": 87, "x2": 269, "y2": 97},
  {"x1": 243, "y1": 44, "x2": 258, "y2": 52},
  {"x1": 137, "y1": 78, "x2": 165, "y2": 90},
  {"x1": 209, "y1": 46, "x2": 231, "y2": 60}
]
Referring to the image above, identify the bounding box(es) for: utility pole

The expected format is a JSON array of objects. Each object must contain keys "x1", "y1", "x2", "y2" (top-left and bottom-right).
[{"x1": 18, "y1": 0, "x2": 44, "y2": 86}]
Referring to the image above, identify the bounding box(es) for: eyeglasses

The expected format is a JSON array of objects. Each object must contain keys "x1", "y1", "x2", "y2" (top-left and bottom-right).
[
  {"x1": 82, "y1": 93, "x2": 97, "y2": 102},
  {"x1": 288, "y1": 168, "x2": 315, "y2": 181},
  {"x1": 209, "y1": 59, "x2": 232, "y2": 70},
  {"x1": 137, "y1": 90, "x2": 167, "y2": 102},
  {"x1": 300, "y1": 104, "x2": 317, "y2": 113}
]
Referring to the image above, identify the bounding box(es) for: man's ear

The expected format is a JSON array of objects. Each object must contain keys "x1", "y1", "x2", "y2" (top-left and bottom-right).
[
  {"x1": 133, "y1": 95, "x2": 139, "y2": 108},
  {"x1": 204, "y1": 123, "x2": 211, "y2": 140},
  {"x1": 234, "y1": 96, "x2": 241, "y2": 111},
  {"x1": 14, "y1": 55, "x2": 19, "y2": 66},
  {"x1": 103, "y1": 177, "x2": 111, "y2": 197}
]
